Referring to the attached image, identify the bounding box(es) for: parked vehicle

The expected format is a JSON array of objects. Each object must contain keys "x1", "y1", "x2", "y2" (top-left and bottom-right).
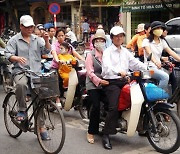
[
  {"x1": 165, "y1": 17, "x2": 180, "y2": 56},
  {"x1": 0, "y1": 48, "x2": 13, "y2": 93}
]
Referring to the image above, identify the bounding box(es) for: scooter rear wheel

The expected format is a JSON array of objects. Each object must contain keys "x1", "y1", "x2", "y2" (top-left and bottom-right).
[{"x1": 147, "y1": 108, "x2": 180, "y2": 153}]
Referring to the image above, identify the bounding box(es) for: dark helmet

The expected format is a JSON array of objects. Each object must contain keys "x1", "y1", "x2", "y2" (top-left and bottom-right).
[{"x1": 150, "y1": 21, "x2": 163, "y2": 31}]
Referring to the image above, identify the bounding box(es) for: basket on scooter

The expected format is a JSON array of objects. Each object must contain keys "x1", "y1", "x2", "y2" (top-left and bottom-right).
[
  {"x1": 32, "y1": 72, "x2": 60, "y2": 99},
  {"x1": 144, "y1": 83, "x2": 169, "y2": 102}
]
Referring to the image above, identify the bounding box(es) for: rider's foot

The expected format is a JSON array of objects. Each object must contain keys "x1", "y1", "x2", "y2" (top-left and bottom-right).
[
  {"x1": 87, "y1": 133, "x2": 94, "y2": 144},
  {"x1": 56, "y1": 102, "x2": 62, "y2": 108},
  {"x1": 102, "y1": 135, "x2": 112, "y2": 150},
  {"x1": 40, "y1": 127, "x2": 51, "y2": 140},
  {"x1": 40, "y1": 131, "x2": 51, "y2": 140},
  {"x1": 16, "y1": 111, "x2": 27, "y2": 121}
]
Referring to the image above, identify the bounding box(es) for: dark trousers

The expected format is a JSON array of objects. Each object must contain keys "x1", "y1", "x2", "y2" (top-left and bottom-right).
[
  {"x1": 88, "y1": 89, "x2": 106, "y2": 134},
  {"x1": 103, "y1": 79, "x2": 127, "y2": 135},
  {"x1": 83, "y1": 32, "x2": 89, "y2": 43}
]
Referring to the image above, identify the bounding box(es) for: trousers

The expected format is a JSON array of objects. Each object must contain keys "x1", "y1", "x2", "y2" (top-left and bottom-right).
[{"x1": 103, "y1": 79, "x2": 127, "y2": 135}]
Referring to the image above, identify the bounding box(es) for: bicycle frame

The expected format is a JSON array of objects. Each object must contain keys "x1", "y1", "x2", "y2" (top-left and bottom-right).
[{"x1": 3, "y1": 91, "x2": 47, "y2": 133}]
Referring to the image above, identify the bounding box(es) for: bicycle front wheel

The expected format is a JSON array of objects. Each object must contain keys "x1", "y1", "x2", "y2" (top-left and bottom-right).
[
  {"x1": 35, "y1": 100, "x2": 66, "y2": 154},
  {"x1": 3, "y1": 92, "x2": 22, "y2": 138}
]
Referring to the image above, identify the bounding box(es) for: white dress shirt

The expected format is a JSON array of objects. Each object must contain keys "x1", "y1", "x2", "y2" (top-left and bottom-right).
[{"x1": 101, "y1": 44, "x2": 147, "y2": 79}]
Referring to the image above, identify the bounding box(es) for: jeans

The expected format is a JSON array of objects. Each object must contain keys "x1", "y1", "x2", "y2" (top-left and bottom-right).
[{"x1": 151, "y1": 67, "x2": 169, "y2": 91}]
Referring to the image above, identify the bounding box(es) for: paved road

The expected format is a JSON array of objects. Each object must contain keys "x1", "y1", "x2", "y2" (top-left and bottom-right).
[{"x1": 0, "y1": 85, "x2": 179, "y2": 154}]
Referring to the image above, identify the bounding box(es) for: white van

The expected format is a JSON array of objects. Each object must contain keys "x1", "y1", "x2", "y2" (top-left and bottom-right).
[{"x1": 165, "y1": 17, "x2": 180, "y2": 56}]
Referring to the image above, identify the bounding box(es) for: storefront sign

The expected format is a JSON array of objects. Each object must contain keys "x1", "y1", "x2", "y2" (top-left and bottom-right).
[{"x1": 122, "y1": 2, "x2": 180, "y2": 12}]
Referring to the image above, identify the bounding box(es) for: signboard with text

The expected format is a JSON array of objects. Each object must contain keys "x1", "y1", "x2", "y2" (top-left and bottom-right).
[{"x1": 122, "y1": 2, "x2": 180, "y2": 12}]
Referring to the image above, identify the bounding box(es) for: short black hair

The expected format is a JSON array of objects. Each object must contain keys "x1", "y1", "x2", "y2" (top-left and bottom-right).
[{"x1": 144, "y1": 23, "x2": 151, "y2": 30}]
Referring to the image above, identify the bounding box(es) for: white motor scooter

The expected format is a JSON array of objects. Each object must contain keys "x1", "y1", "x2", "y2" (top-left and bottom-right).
[
  {"x1": 60, "y1": 61, "x2": 88, "y2": 119},
  {"x1": 96, "y1": 69, "x2": 180, "y2": 153}
]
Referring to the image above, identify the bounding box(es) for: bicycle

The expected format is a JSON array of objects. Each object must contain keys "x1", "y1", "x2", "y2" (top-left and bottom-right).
[{"x1": 2, "y1": 69, "x2": 66, "y2": 154}]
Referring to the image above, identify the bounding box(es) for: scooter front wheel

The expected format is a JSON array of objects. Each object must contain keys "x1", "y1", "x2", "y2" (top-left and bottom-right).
[{"x1": 147, "y1": 108, "x2": 180, "y2": 153}]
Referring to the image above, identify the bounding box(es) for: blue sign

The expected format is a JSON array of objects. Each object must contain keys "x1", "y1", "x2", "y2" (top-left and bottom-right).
[{"x1": 48, "y1": 3, "x2": 61, "y2": 15}]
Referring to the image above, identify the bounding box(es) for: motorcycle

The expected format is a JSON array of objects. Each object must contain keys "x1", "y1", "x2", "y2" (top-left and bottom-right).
[
  {"x1": 88, "y1": 68, "x2": 180, "y2": 153},
  {"x1": 0, "y1": 48, "x2": 13, "y2": 92},
  {"x1": 166, "y1": 57, "x2": 180, "y2": 117},
  {"x1": 49, "y1": 60, "x2": 88, "y2": 119}
]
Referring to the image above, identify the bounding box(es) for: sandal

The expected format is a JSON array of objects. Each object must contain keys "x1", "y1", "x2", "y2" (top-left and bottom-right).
[
  {"x1": 87, "y1": 133, "x2": 94, "y2": 144},
  {"x1": 16, "y1": 111, "x2": 27, "y2": 121},
  {"x1": 40, "y1": 131, "x2": 51, "y2": 140},
  {"x1": 164, "y1": 115, "x2": 171, "y2": 122}
]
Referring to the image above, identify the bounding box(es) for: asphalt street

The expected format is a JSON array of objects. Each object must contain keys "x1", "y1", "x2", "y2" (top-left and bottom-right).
[{"x1": 0, "y1": 85, "x2": 179, "y2": 154}]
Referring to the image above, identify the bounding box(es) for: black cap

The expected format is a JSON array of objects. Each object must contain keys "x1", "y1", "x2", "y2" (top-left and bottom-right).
[{"x1": 150, "y1": 21, "x2": 163, "y2": 31}]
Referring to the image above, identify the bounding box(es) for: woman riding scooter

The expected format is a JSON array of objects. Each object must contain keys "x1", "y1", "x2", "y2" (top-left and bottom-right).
[{"x1": 142, "y1": 21, "x2": 180, "y2": 92}]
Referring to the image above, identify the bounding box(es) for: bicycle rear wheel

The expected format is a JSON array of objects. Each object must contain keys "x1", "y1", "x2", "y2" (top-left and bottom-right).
[
  {"x1": 35, "y1": 100, "x2": 66, "y2": 154},
  {"x1": 3, "y1": 92, "x2": 22, "y2": 138}
]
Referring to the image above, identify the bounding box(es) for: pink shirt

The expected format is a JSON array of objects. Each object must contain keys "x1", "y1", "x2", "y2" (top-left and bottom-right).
[
  {"x1": 51, "y1": 41, "x2": 73, "y2": 69},
  {"x1": 85, "y1": 50, "x2": 102, "y2": 87}
]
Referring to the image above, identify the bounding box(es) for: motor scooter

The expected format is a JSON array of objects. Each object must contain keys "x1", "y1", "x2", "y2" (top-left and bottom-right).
[
  {"x1": 88, "y1": 61, "x2": 180, "y2": 153},
  {"x1": 58, "y1": 60, "x2": 88, "y2": 119},
  {"x1": 0, "y1": 48, "x2": 13, "y2": 92}
]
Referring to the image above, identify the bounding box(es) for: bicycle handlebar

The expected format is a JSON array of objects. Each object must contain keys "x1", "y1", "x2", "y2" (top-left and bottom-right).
[{"x1": 15, "y1": 68, "x2": 56, "y2": 77}]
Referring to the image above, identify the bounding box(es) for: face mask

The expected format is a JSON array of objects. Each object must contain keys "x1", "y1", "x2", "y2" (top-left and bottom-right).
[
  {"x1": 94, "y1": 42, "x2": 106, "y2": 51},
  {"x1": 153, "y1": 29, "x2": 163, "y2": 37},
  {"x1": 61, "y1": 48, "x2": 67, "y2": 54}
]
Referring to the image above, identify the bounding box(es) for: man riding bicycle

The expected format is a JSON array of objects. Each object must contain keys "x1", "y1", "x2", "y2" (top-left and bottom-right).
[{"x1": 5, "y1": 15, "x2": 51, "y2": 140}]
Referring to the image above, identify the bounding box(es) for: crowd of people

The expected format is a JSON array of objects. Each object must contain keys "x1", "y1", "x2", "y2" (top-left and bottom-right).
[{"x1": 2, "y1": 14, "x2": 180, "y2": 150}]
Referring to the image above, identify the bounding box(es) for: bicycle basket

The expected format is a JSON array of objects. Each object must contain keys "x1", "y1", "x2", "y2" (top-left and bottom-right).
[{"x1": 32, "y1": 72, "x2": 60, "y2": 99}]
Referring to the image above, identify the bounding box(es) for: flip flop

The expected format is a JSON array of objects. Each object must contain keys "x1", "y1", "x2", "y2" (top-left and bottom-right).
[
  {"x1": 40, "y1": 131, "x2": 51, "y2": 140},
  {"x1": 87, "y1": 133, "x2": 94, "y2": 144},
  {"x1": 16, "y1": 111, "x2": 27, "y2": 121}
]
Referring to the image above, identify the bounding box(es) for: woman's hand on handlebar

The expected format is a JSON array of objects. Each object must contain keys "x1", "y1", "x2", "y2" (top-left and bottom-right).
[{"x1": 100, "y1": 79, "x2": 109, "y2": 86}]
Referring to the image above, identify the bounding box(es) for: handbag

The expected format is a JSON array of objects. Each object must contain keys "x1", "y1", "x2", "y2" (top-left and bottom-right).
[{"x1": 118, "y1": 83, "x2": 131, "y2": 111}]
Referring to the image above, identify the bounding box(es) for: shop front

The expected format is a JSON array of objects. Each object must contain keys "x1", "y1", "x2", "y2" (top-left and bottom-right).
[{"x1": 121, "y1": 0, "x2": 180, "y2": 39}]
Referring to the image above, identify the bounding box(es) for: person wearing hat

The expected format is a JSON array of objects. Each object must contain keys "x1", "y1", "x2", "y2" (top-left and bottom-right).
[
  {"x1": 126, "y1": 23, "x2": 145, "y2": 54},
  {"x1": 101, "y1": 26, "x2": 147, "y2": 150},
  {"x1": 136, "y1": 23, "x2": 151, "y2": 61},
  {"x1": 85, "y1": 29, "x2": 109, "y2": 144},
  {"x1": 5, "y1": 15, "x2": 51, "y2": 140},
  {"x1": 142, "y1": 21, "x2": 180, "y2": 91}
]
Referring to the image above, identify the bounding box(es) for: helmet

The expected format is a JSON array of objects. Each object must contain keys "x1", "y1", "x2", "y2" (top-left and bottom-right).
[
  {"x1": 150, "y1": 21, "x2": 163, "y2": 31},
  {"x1": 36, "y1": 24, "x2": 45, "y2": 30},
  {"x1": 92, "y1": 29, "x2": 106, "y2": 43}
]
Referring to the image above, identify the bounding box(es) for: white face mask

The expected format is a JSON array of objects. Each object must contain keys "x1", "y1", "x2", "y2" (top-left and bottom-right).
[
  {"x1": 94, "y1": 42, "x2": 106, "y2": 51},
  {"x1": 153, "y1": 29, "x2": 163, "y2": 37},
  {"x1": 61, "y1": 48, "x2": 67, "y2": 54}
]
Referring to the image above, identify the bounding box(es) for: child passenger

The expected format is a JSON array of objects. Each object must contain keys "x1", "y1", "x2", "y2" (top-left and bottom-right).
[{"x1": 58, "y1": 42, "x2": 77, "y2": 88}]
